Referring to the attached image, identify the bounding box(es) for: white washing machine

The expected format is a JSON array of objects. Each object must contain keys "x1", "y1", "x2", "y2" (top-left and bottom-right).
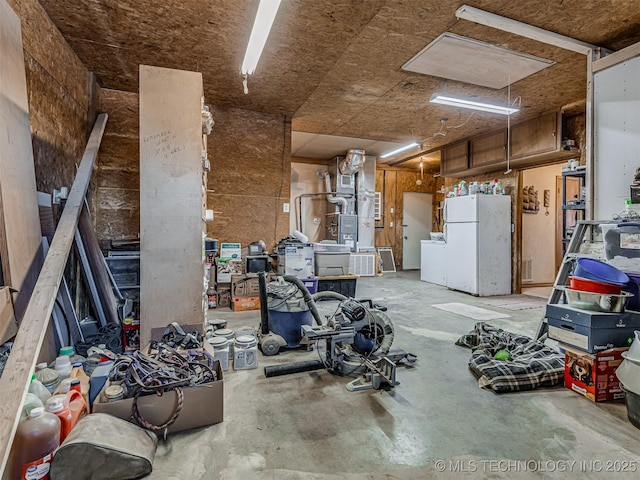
[{"x1": 420, "y1": 240, "x2": 447, "y2": 286}]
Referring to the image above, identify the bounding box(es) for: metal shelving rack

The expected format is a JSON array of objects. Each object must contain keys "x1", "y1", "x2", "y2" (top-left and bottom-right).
[{"x1": 561, "y1": 166, "x2": 587, "y2": 255}]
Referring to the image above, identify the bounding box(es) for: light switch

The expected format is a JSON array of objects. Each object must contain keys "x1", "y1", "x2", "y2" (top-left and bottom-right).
[
  {"x1": 390, "y1": 208, "x2": 394, "y2": 213},
  {"x1": 390, "y1": 222, "x2": 394, "y2": 227},
  {"x1": 283, "y1": 203, "x2": 290, "y2": 213}
]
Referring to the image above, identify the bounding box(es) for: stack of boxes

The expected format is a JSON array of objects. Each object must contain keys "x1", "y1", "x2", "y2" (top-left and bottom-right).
[
  {"x1": 215, "y1": 243, "x2": 243, "y2": 309},
  {"x1": 547, "y1": 299, "x2": 639, "y2": 402}
]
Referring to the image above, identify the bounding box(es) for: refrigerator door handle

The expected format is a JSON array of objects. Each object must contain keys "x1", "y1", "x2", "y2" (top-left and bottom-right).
[
  {"x1": 444, "y1": 223, "x2": 447, "y2": 243},
  {"x1": 443, "y1": 202, "x2": 448, "y2": 223}
]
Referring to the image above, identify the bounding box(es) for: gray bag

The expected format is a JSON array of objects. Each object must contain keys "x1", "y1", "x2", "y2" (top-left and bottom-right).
[{"x1": 50, "y1": 413, "x2": 157, "y2": 480}]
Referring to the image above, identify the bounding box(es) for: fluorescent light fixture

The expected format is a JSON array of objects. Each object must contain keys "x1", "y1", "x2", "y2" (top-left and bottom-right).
[
  {"x1": 380, "y1": 142, "x2": 420, "y2": 159},
  {"x1": 430, "y1": 93, "x2": 519, "y2": 115},
  {"x1": 241, "y1": 0, "x2": 281, "y2": 75},
  {"x1": 455, "y1": 5, "x2": 597, "y2": 56}
]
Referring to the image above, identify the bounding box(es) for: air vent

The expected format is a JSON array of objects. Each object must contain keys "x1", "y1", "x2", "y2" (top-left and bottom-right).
[
  {"x1": 374, "y1": 192, "x2": 382, "y2": 221},
  {"x1": 350, "y1": 253, "x2": 376, "y2": 277},
  {"x1": 522, "y1": 259, "x2": 533, "y2": 282}
]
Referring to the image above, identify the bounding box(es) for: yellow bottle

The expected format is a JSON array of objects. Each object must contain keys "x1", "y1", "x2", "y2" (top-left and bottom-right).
[{"x1": 69, "y1": 363, "x2": 90, "y2": 408}]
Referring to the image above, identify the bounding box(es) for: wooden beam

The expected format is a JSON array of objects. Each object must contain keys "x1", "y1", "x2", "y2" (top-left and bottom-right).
[{"x1": 0, "y1": 113, "x2": 108, "y2": 476}]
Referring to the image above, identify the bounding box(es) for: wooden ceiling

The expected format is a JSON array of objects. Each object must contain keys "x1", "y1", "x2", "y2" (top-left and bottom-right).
[{"x1": 40, "y1": 1, "x2": 640, "y2": 173}]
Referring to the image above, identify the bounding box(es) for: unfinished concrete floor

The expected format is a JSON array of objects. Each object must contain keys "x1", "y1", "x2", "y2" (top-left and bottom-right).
[{"x1": 149, "y1": 271, "x2": 640, "y2": 479}]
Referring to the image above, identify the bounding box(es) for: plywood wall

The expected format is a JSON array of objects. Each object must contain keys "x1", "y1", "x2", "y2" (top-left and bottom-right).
[
  {"x1": 94, "y1": 94, "x2": 292, "y2": 252},
  {"x1": 206, "y1": 106, "x2": 291, "y2": 251},
  {"x1": 8, "y1": 0, "x2": 91, "y2": 194},
  {"x1": 96, "y1": 89, "x2": 140, "y2": 240},
  {"x1": 375, "y1": 166, "x2": 438, "y2": 268}
]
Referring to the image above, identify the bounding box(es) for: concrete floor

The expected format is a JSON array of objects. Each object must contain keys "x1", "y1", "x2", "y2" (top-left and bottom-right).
[{"x1": 149, "y1": 272, "x2": 640, "y2": 479}]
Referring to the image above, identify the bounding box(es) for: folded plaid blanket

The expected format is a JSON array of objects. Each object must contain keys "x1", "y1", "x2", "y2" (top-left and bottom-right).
[{"x1": 456, "y1": 322, "x2": 564, "y2": 392}]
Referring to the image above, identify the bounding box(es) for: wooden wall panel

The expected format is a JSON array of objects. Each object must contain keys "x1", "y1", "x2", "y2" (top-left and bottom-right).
[
  {"x1": 0, "y1": 0, "x2": 43, "y2": 320},
  {"x1": 96, "y1": 89, "x2": 140, "y2": 239},
  {"x1": 375, "y1": 169, "x2": 396, "y2": 252},
  {"x1": 374, "y1": 167, "x2": 440, "y2": 269},
  {"x1": 7, "y1": 0, "x2": 91, "y2": 197},
  {"x1": 7, "y1": 0, "x2": 88, "y2": 107},
  {"x1": 94, "y1": 93, "x2": 293, "y2": 252},
  {"x1": 139, "y1": 66, "x2": 205, "y2": 346},
  {"x1": 207, "y1": 107, "x2": 291, "y2": 250},
  {"x1": 97, "y1": 188, "x2": 140, "y2": 240}
]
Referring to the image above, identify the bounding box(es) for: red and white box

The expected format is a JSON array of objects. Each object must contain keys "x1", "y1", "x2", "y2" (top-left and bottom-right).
[{"x1": 562, "y1": 344, "x2": 628, "y2": 402}]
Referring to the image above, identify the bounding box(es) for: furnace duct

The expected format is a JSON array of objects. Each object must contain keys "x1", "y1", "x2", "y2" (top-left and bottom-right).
[{"x1": 316, "y1": 170, "x2": 347, "y2": 214}]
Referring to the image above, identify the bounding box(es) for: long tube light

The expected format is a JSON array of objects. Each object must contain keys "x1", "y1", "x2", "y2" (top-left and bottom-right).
[
  {"x1": 380, "y1": 142, "x2": 420, "y2": 159},
  {"x1": 455, "y1": 5, "x2": 598, "y2": 56},
  {"x1": 430, "y1": 93, "x2": 519, "y2": 115},
  {"x1": 241, "y1": 0, "x2": 282, "y2": 75}
]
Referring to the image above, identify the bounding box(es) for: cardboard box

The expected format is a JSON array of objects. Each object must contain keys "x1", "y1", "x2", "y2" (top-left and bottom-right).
[
  {"x1": 230, "y1": 274, "x2": 260, "y2": 297},
  {"x1": 283, "y1": 244, "x2": 314, "y2": 279},
  {"x1": 219, "y1": 243, "x2": 242, "y2": 259},
  {"x1": 93, "y1": 360, "x2": 223, "y2": 433},
  {"x1": 231, "y1": 296, "x2": 260, "y2": 312},
  {"x1": 230, "y1": 274, "x2": 273, "y2": 298},
  {"x1": 217, "y1": 287, "x2": 231, "y2": 308},
  {"x1": 546, "y1": 304, "x2": 640, "y2": 353},
  {"x1": 0, "y1": 287, "x2": 17, "y2": 344},
  {"x1": 216, "y1": 258, "x2": 243, "y2": 283},
  {"x1": 562, "y1": 344, "x2": 627, "y2": 402}
]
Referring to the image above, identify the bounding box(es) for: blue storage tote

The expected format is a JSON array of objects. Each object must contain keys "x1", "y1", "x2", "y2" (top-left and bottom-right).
[{"x1": 301, "y1": 277, "x2": 318, "y2": 294}]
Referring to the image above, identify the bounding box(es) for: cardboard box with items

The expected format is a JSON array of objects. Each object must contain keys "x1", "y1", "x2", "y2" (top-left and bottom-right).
[{"x1": 92, "y1": 323, "x2": 224, "y2": 433}]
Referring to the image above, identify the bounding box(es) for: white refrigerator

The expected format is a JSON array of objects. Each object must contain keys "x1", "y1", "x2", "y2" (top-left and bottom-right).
[{"x1": 444, "y1": 195, "x2": 512, "y2": 296}]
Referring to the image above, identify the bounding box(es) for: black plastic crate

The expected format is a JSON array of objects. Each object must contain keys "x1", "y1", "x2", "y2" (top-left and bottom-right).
[{"x1": 317, "y1": 277, "x2": 356, "y2": 298}]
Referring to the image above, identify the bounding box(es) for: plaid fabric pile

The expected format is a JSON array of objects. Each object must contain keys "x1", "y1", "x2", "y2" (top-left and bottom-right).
[{"x1": 456, "y1": 322, "x2": 564, "y2": 392}]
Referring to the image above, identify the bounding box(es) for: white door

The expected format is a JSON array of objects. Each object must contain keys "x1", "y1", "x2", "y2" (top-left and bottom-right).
[{"x1": 402, "y1": 192, "x2": 432, "y2": 270}]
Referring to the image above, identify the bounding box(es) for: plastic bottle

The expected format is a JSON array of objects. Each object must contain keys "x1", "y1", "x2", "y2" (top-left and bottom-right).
[
  {"x1": 53, "y1": 378, "x2": 73, "y2": 395},
  {"x1": 45, "y1": 395, "x2": 73, "y2": 443},
  {"x1": 59, "y1": 346, "x2": 86, "y2": 367},
  {"x1": 20, "y1": 393, "x2": 44, "y2": 421},
  {"x1": 207, "y1": 286, "x2": 217, "y2": 309},
  {"x1": 65, "y1": 390, "x2": 88, "y2": 427},
  {"x1": 8, "y1": 407, "x2": 60, "y2": 480},
  {"x1": 35, "y1": 363, "x2": 60, "y2": 393},
  {"x1": 69, "y1": 363, "x2": 90, "y2": 407},
  {"x1": 28, "y1": 373, "x2": 51, "y2": 404},
  {"x1": 54, "y1": 355, "x2": 72, "y2": 381}
]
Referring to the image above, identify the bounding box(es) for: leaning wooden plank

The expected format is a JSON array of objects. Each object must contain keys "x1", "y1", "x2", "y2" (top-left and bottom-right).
[
  {"x1": 0, "y1": 0, "x2": 44, "y2": 321},
  {"x1": 0, "y1": 113, "x2": 108, "y2": 476}
]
